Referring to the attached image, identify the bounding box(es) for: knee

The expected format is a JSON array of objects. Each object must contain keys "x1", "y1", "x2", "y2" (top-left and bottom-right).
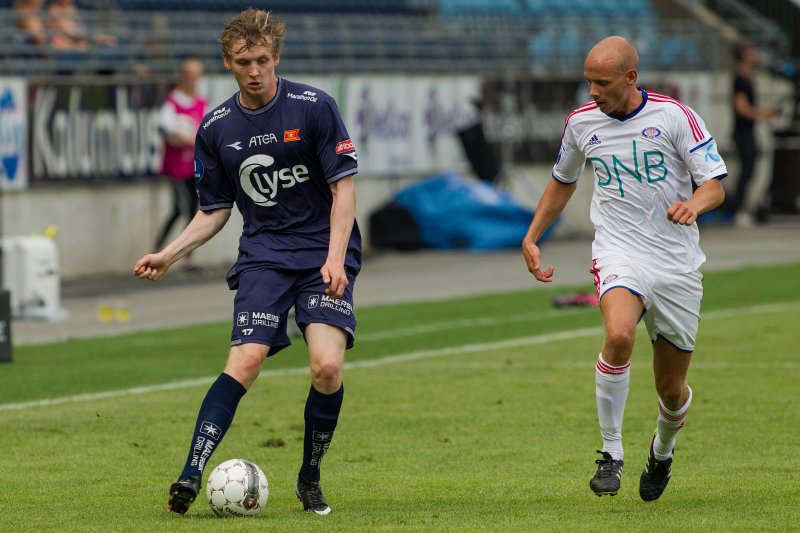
[
  {"x1": 310, "y1": 358, "x2": 342, "y2": 389},
  {"x1": 226, "y1": 345, "x2": 268, "y2": 386},
  {"x1": 603, "y1": 328, "x2": 635, "y2": 360},
  {"x1": 656, "y1": 380, "x2": 686, "y2": 409}
]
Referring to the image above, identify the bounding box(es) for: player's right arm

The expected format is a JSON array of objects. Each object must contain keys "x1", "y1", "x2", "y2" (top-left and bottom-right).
[
  {"x1": 522, "y1": 179, "x2": 577, "y2": 282},
  {"x1": 134, "y1": 208, "x2": 231, "y2": 281},
  {"x1": 523, "y1": 114, "x2": 586, "y2": 282}
]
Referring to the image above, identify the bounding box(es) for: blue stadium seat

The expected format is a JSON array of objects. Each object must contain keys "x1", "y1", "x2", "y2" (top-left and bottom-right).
[{"x1": 438, "y1": 0, "x2": 526, "y2": 17}]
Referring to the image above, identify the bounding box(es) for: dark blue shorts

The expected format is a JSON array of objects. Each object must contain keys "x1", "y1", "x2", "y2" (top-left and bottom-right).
[{"x1": 231, "y1": 268, "x2": 357, "y2": 356}]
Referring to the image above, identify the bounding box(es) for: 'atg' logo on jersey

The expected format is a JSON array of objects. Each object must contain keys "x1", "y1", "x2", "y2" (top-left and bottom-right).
[
  {"x1": 239, "y1": 155, "x2": 310, "y2": 207},
  {"x1": 641, "y1": 127, "x2": 662, "y2": 139}
]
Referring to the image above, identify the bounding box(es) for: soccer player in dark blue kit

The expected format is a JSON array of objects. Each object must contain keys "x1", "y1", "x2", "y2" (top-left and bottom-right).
[{"x1": 133, "y1": 8, "x2": 360, "y2": 516}]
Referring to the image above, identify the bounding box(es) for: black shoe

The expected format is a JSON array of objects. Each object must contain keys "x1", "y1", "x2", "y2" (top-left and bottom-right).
[
  {"x1": 589, "y1": 450, "x2": 624, "y2": 496},
  {"x1": 168, "y1": 475, "x2": 201, "y2": 515},
  {"x1": 296, "y1": 477, "x2": 332, "y2": 515},
  {"x1": 640, "y1": 442, "x2": 673, "y2": 501}
]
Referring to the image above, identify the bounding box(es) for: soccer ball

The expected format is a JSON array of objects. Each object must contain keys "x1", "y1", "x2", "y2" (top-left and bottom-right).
[{"x1": 206, "y1": 459, "x2": 269, "y2": 517}]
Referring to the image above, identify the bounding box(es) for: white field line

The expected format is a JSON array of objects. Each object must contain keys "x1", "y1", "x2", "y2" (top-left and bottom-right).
[{"x1": 1, "y1": 301, "x2": 798, "y2": 412}]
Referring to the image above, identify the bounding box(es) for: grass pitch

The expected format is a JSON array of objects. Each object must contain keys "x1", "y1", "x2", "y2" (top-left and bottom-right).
[{"x1": 1, "y1": 263, "x2": 798, "y2": 532}]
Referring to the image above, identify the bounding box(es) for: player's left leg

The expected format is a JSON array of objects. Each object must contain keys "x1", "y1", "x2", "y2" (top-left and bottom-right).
[
  {"x1": 640, "y1": 337, "x2": 692, "y2": 501},
  {"x1": 639, "y1": 267, "x2": 702, "y2": 501},
  {"x1": 296, "y1": 323, "x2": 347, "y2": 515}
]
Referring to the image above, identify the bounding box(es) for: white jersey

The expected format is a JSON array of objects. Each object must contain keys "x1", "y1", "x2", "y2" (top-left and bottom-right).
[{"x1": 553, "y1": 90, "x2": 727, "y2": 273}]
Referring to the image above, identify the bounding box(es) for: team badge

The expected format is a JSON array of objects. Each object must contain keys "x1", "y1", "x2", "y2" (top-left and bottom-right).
[
  {"x1": 641, "y1": 127, "x2": 662, "y2": 139},
  {"x1": 284, "y1": 129, "x2": 301, "y2": 142},
  {"x1": 194, "y1": 158, "x2": 204, "y2": 181}
]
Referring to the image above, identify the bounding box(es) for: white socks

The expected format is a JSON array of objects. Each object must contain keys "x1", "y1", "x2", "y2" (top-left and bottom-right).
[
  {"x1": 595, "y1": 353, "x2": 631, "y2": 461},
  {"x1": 654, "y1": 385, "x2": 692, "y2": 461}
]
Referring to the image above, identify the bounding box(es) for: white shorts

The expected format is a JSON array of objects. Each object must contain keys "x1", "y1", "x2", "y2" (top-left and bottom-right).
[{"x1": 590, "y1": 256, "x2": 703, "y2": 352}]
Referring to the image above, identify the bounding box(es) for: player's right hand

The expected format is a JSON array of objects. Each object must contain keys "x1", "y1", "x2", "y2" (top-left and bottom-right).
[
  {"x1": 522, "y1": 240, "x2": 555, "y2": 283},
  {"x1": 133, "y1": 253, "x2": 171, "y2": 281}
]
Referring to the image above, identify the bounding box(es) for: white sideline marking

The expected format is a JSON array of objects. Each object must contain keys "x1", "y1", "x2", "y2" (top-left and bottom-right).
[{"x1": 1, "y1": 301, "x2": 798, "y2": 412}]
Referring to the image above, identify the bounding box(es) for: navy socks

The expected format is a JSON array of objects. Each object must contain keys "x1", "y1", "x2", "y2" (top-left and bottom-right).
[
  {"x1": 299, "y1": 384, "x2": 344, "y2": 481},
  {"x1": 179, "y1": 373, "x2": 247, "y2": 480}
]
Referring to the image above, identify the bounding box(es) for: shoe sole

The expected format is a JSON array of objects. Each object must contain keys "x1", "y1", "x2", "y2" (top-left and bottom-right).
[{"x1": 592, "y1": 490, "x2": 618, "y2": 497}]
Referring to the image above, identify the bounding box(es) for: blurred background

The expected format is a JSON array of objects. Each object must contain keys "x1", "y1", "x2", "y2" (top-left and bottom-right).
[{"x1": 1, "y1": 0, "x2": 800, "y2": 331}]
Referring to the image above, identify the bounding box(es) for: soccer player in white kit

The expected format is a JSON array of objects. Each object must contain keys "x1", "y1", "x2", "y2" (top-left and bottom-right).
[{"x1": 522, "y1": 36, "x2": 726, "y2": 501}]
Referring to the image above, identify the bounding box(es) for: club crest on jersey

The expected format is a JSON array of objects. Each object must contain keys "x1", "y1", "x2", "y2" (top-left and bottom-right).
[
  {"x1": 284, "y1": 129, "x2": 301, "y2": 142},
  {"x1": 641, "y1": 127, "x2": 662, "y2": 139}
]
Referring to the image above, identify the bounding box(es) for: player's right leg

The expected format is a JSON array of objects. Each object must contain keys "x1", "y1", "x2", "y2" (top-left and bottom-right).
[
  {"x1": 168, "y1": 344, "x2": 267, "y2": 515},
  {"x1": 590, "y1": 276, "x2": 645, "y2": 496}
]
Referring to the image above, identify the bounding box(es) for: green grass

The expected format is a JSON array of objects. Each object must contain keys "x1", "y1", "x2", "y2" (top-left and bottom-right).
[{"x1": 1, "y1": 263, "x2": 799, "y2": 531}]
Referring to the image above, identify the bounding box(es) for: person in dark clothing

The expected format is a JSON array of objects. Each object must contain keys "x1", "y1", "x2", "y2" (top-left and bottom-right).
[{"x1": 729, "y1": 42, "x2": 778, "y2": 227}]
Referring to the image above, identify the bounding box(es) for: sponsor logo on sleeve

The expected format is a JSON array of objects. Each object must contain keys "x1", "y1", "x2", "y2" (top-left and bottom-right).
[
  {"x1": 704, "y1": 142, "x2": 721, "y2": 162},
  {"x1": 336, "y1": 139, "x2": 355, "y2": 154},
  {"x1": 284, "y1": 129, "x2": 301, "y2": 142},
  {"x1": 237, "y1": 311, "x2": 249, "y2": 326}
]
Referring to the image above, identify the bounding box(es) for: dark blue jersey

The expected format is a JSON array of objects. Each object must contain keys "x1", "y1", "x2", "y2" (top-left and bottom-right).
[{"x1": 194, "y1": 79, "x2": 361, "y2": 287}]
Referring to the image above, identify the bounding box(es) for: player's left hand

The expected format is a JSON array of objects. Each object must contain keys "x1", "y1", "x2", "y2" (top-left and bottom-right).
[
  {"x1": 667, "y1": 201, "x2": 698, "y2": 226},
  {"x1": 320, "y1": 262, "x2": 348, "y2": 298}
]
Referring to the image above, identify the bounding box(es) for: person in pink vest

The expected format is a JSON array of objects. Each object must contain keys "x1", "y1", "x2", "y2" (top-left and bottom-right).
[{"x1": 155, "y1": 58, "x2": 208, "y2": 269}]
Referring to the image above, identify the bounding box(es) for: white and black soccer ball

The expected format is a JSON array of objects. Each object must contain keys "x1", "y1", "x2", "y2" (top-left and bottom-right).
[{"x1": 206, "y1": 459, "x2": 269, "y2": 517}]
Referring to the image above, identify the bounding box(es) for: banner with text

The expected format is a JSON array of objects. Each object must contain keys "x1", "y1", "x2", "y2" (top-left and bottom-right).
[
  {"x1": 0, "y1": 78, "x2": 28, "y2": 190},
  {"x1": 28, "y1": 81, "x2": 170, "y2": 182},
  {"x1": 341, "y1": 76, "x2": 481, "y2": 175}
]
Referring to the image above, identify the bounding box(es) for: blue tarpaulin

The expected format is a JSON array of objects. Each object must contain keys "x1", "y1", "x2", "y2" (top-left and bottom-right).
[{"x1": 393, "y1": 173, "x2": 555, "y2": 250}]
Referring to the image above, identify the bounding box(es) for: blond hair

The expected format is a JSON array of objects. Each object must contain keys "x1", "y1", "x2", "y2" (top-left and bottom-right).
[{"x1": 219, "y1": 8, "x2": 285, "y2": 60}]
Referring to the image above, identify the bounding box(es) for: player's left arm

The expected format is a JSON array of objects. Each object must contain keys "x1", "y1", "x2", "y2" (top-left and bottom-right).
[
  {"x1": 322, "y1": 175, "x2": 356, "y2": 298},
  {"x1": 667, "y1": 178, "x2": 725, "y2": 225},
  {"x1": 669, "y1": 106, "x2": 727, "y2": 225}
]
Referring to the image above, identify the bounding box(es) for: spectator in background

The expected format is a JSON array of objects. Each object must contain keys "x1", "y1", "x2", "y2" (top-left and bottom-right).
[
  {"x1": 14, "y1": 0, "x2": 48, "y2": 47},
  {"x1": 154, "y1": 58, "x2": 208, "y2": 271},
  {"x1": 46, "y1": 0, "x2": 117, "y2": 50},
  {"x1": 728, "y1": 41, "x2": 778, "y2": 227}
]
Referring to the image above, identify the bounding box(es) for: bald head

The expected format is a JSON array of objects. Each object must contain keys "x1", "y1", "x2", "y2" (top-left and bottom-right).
[
  {"x1": 586, "y1": 36, "x2": 639, "y2": 74},
  {"x1": 583, "y1": 36, "x2": 643, "y2": 116}
]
